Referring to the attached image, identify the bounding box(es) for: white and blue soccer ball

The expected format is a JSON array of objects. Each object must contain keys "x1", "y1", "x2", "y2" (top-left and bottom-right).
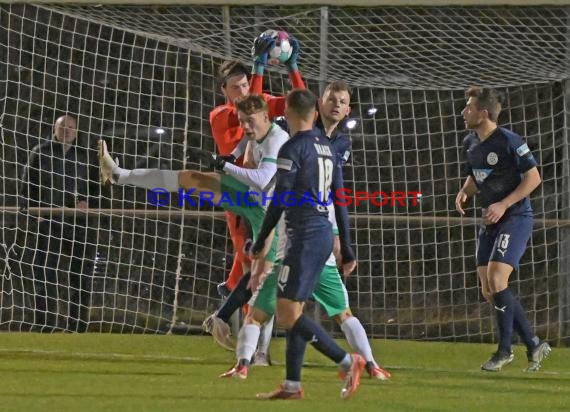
[{"x1": 260, "y1": 29, "x2": 293, "y2": 65}]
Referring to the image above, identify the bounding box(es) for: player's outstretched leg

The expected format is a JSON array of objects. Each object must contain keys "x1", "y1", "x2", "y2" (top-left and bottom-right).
[{"x1": 98, "y1": 139, "x2": 180, "y2": 191}]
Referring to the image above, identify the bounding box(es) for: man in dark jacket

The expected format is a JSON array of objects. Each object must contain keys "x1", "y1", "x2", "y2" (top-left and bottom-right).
[{"x1": 20, "y1": 115, "x2": 99, "y2": 332}]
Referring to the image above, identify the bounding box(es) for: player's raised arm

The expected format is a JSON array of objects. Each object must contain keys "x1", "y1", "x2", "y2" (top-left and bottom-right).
[
  {"x1": 249, "y1": 31, "x2": 305, "y2": 118},
  {"x1": 250, "y1": 33, "x2": 274, "y2": 95},
  {"x1": 266, "y1": 36, "x2": 306, "y2": 118},
  {"x1": 284, "y1": 37, "x2": 305, "y2": 89}
]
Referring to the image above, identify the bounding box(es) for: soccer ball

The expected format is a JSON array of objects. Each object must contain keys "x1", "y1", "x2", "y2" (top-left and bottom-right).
[{"x1": 260, "y1": 30, "x2": 293, "y2": 65}]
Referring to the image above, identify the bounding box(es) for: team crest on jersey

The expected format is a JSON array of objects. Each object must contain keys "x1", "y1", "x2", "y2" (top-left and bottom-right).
[
  {"x1": 487, "y1": 152, "x2": 498, "y2": 165},
  {"x1": 516, "y1": 143, "x2": 530, "y2": 157},
  {"x1": 473, "y1": 168, "x2": 493, "y2": 183}
]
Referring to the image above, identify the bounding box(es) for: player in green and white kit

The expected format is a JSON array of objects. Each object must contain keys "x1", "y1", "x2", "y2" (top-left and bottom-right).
[
  {"x1": 98, "y1": 95, "x2": 288, "y2": 355},
  {"x1": 98, "y1": 94, "x2": 286, "y2": 263}
]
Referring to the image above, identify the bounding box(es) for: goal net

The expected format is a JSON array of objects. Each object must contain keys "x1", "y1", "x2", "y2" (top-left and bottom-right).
[{"x1": 1, "y1": 3, "x2": 568, "y2": 344}]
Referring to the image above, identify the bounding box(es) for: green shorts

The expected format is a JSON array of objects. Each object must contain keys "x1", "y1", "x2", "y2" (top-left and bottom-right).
[
  {"x1": 312, "y1": 265, "x2": 349, "y2": 317},
  {"x1": 220, "y1": 174, "x2": 277, "y2": 262},
  {"x1": 252, "y1": 263, "x2": 348, "y2": 318},
  {"x1": 250, "y1": 261, "x2": 279, "y2": 316}
]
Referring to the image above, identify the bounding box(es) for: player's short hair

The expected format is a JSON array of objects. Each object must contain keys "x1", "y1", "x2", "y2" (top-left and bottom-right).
[
  {"x1": 218, "y1": 60, "x2": 250, "y2": 87},
  {"x1": 323, "y1": 80, "x2": 352, "y2": 99},
  {"x1": 286, "y1": 89, "x2": 317, "y2": 119},
  {"x1": 235, "y1": 94, "x2": 268, "y2": 115},
  {"x1": 465, "y1": 86, "x2": 502, "y2": 122}
]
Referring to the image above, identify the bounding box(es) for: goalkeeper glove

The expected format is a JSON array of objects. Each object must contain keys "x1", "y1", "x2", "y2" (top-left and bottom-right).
[
  {"x1": 213, "y1": 154, "x2": 236, "y2": 171},
  {"x1": 285, "y1": 37, "x2": 300, "y2": 72},
  {"x1": 252, "y1": 34, "x2": 275, "y2": 75},
  {"x1": 198, "y1": 150, "x2": 236, "y2": 171}
]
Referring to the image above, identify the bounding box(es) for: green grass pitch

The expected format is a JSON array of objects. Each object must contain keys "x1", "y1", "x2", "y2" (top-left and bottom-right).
[{"x1": 0, "y1": 334, "x2": 568, "y2": 411}]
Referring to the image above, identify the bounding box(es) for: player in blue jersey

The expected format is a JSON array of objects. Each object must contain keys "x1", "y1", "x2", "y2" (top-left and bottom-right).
[
  {"x1": 277, "y1": 80, "x2": 352, "y2": 169},
  {"x1": 455, "y1": 86, "x2": 551, "y2": 372},
  {"x1": 317, "y1": 80, "x2": 352, "y2": 167},
  {"x1": 317, "y1": 80, "x2": 390, "y2": 379},
  {"x1": 250, "y1": 89, "x2": 365, "y2": 400},
  {"x1": 280, "y1": 80, "x2": 390, "y2": 379},
  {"x1": 275, "y1": 80, "x2": 353, "y2": 260}
]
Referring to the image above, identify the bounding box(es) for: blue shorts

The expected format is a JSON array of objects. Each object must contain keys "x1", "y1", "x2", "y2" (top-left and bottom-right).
[
  {"x1": 476, "y1": 213, "x2": 533, "y2": 269},
  {"x1": 277, "y1": 224, "x2": 333, "y2": 302}
]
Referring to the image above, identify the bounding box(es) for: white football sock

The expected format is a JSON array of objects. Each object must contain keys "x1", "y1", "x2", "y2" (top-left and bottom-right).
[
  {"x1": 236, "y1": 324, "x2": 260, "y2": 363},
  {"x1": 116, "y1": 168, "x2": 179, "y2": 192},
  {"x1": 338, "y1": 353, "x2": 352, "y2": 370},
  {"x1": 340, "y1": 316, "x2": 376, "y2": 365},
  {"x1": 256, "y1": 315, "x2": 274, "y2": 354}
]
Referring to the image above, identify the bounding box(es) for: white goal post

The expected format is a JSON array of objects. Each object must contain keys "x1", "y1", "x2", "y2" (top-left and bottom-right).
[{"x1": 0, "y1": 2, "x2": 569, "y2": 344}]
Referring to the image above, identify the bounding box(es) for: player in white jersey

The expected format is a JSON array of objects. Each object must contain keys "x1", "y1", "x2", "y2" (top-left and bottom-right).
[
  {"x1": 98, "y1": 95, "x2": 288, "y2": 351},
  {"x1": 202, "y1": 94, "x2": 288, "y2": 356},
  {"x1": 222, "y1": 124, "x2": 287, "y2": 206}
]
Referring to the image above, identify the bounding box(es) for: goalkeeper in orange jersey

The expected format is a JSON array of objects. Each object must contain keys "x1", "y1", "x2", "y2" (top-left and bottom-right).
[
  {"x1": 209, "y1": 35, "x2": 304, "y2": 299},
  {"x1": 199, "y1": 34, "x2": 305, "y2": 361}
]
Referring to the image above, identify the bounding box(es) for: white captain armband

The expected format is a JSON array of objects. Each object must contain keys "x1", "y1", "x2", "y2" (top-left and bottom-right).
[{"x1": 516, "y1": 143, "x2": 530, "y2": 157}]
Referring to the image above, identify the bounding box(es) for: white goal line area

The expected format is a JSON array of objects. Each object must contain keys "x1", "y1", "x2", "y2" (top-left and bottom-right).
[
  {"x1": 0, "y1": 3, "x2": 569, "y2": 342},
  {"x1": 0, "y1": 207, "x2": 567, "y2": 229}
]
